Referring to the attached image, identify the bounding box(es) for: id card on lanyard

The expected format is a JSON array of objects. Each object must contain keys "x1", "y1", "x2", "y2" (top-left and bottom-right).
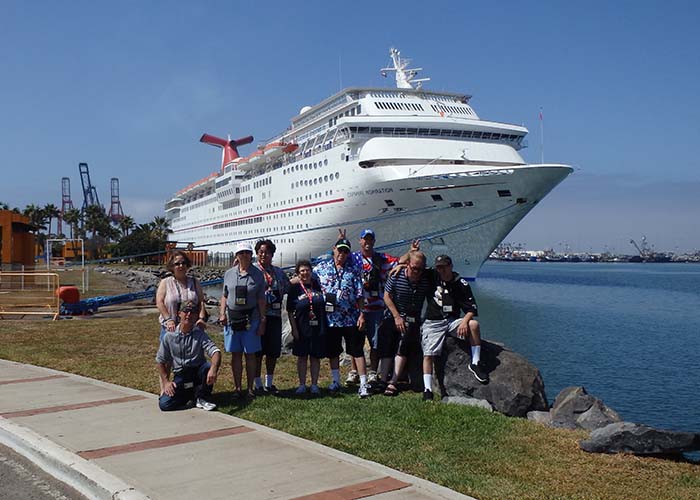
[{"x1": 301, "y1": 282, "x2": 319, "y2": 326}]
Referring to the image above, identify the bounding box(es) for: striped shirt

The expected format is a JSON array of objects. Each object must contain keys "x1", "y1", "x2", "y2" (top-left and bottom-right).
[{"x1": 384, "y1": 268, "x2": 430, "y2": 319}]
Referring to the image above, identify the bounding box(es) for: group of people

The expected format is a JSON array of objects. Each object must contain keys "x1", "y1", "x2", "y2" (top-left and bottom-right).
[{"x1": 154, "y1": 230, "x2": 488, "y2": 411}]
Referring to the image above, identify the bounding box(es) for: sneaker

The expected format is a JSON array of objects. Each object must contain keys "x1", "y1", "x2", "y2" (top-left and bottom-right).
[
  {"x1": 310, "y1": 385, "x2": 320, "y2": 396},
  {"x1": 328, "y1": 381, "x2": 342, "y2": 393},
  {"x1": 367, "y1": 379, "x2": 387, "y2": 394},
  {"x1": 264, "y1": 384, "x2": 279, "y2": 395},
  {"x1": 196, "y1": 398, "x2": 217, "y2": 411},
  {"x1": 422, "y1": 390, "x2": 434, "y2": 401},
  {"x1": 469, "y1": 363, "x2": 489, "y2": 384},
  {"x1": 367, "y1": 371, "x2": 378, "y2": 383},
  {"x1": 295, "y1": 384, "x2": 307, "y2": 395},
  {"x1": 358, "y1": 384, "x2": 370, "y2": 399},
  {"x1": 345, "y1": 370, "x2": 359, "y2": 385}
]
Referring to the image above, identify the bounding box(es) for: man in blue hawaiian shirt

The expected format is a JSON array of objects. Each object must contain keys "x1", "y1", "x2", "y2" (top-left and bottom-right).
[{"x1": 313, "y1": 238, "x2": 369, "y2": 398}]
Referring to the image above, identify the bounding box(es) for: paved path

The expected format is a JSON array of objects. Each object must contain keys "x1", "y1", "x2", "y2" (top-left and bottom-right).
[{"x1": 0, "y1": 359, "x2": 472, "y2": 500}]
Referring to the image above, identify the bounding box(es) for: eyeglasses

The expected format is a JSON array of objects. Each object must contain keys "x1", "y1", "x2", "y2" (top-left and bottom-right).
[{"x1": 173, "y1": 261, "x2": 187, "y2": 267}]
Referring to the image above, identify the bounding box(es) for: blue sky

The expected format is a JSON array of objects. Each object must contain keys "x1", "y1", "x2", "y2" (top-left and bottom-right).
[{"x1": 2, "y1": 1, "x2": 698, "y2": 253}]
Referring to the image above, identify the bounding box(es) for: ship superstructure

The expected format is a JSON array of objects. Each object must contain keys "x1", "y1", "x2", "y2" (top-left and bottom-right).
[{"x1": 166, "y1": 48, "x2": 572, "y2": 278}]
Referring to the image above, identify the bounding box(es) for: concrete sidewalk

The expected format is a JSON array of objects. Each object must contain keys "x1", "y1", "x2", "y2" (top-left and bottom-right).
[{"x1": 0, "y1": 359, "x2": 472, "y2": 500}]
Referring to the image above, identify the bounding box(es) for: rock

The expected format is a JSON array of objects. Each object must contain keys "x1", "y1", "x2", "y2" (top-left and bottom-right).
[
  {"x1": 443, "y1": 396, "x2": 493, "y2": 411},
  {"x1": 527, "y1": 410, "x2": 553, "y2": 426},
  {"x1": 550, "y1": 386, "x2": 621, "y2": 430},
  {"x1": 577, "y1": 399, "x2": 622, "y2": 431},
  {"x1": 434, "y1": 337, "x2": 548, "y2": 417},
  {"x1": 580, "y1": 422, "x2": 700, "y2": 455}
]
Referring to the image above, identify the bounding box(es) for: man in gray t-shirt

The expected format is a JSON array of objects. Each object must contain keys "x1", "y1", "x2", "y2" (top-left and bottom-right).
[{"x1": 157, "y1": 301, "x2": 221, "y2": 411}]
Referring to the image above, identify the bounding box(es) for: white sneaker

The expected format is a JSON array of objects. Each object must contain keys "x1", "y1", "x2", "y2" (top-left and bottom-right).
[
  {"x1": 358, "y1": 384, "x2": 370, "y2": 399},
  {"x1": 367, "y1": 371, "x2": 378, "y2": 383},
  {"x1": 295, "y1": 385, "x2": 307, "y2": 395},
  {"x1": 328, "y1": 381, "x2": 342, "y2": 393},
  {"x1": 196, "y1": 398, "x2": 216, "y2": 411}
]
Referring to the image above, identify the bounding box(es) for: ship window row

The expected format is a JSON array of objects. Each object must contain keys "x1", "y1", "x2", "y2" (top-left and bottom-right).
[
  {"x1": 283, "y1": 158, "x2": 329, "y2": 175},
  {"x1": 370, "y1": 91, "x2": 407, "y2": 99},
  {"x1": 253, "y1": 177, "x2": 272, "y2": 189},
  {"x1": 291, "y1": 172, "x2": 339, "y2": 189},
  {"x1": 181, "y1": 199, "x2": 212, "y2": 213},
  {"x1": 374, "y1": 101, "x2": 424, "y2": 112},
  {"x1": 213, "y1": 216, "x2": 264, "y2": 230},
  {"x1": 327, "y1": 105, "x2": 362, "y2": 128},
  {"x1": 215, "y1": 177, "x2": 231, "y2": 189},
  {"x1": 347, "y1": 126, "x2": 523, "y2": 143},
  {"x1": 430, "y1": 103, "x2": 473, "y2": 115}
]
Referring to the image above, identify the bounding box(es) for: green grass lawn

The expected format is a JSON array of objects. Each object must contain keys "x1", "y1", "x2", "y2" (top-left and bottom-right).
[{"x1": 2, "y1": 314, "x2": 698, "y2": 500}]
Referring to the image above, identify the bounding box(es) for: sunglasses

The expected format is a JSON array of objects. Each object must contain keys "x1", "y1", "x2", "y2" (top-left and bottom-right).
[{"x1": 173, "y1": 261, "x2": 187, "y2": 267}]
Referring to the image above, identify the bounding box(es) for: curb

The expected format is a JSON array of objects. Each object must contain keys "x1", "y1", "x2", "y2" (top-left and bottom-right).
[{"x1": 0, "y1": 417, "x2": 149, "y2": 500}]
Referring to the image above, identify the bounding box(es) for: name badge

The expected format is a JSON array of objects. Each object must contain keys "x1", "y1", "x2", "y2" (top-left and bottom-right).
[
  {"x1": 325, "y1": 304, "x2": 335, "y2": 313},
  {"x1": 442, "y1": 305, "x2": 453, "y2": 313},
  {"x1": 309, "y1": 319, "x2": 319, "y2": 326},
  {"x1": 183, "y1": 382, "x2": 194, "y2": 389},
  {"x1": 272, "y1": 303, "x2": 281, "y2": 310},
  {"x1": 405, "y1": 316, "x2": 416, "y2": 324}
]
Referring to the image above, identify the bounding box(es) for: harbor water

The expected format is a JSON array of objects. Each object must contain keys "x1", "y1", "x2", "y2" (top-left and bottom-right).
[{"x1": 473, "y1": 261, "x2": 700, "y2": 433}]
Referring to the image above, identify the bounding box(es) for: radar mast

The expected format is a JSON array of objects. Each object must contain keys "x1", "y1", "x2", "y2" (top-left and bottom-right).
[{"x1": 380, "y1": 48, "x2": 431, "y2": 89}]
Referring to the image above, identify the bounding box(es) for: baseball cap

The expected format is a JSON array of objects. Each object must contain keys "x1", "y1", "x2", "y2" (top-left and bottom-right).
[
  {"x1": 360, "y1": 228, "x2": 375, "y2": 239},
  {"x1": 335, "y1": 238, "x2": 351, "y2": 251},
  {"x1": 179, "y1": 300, "x2": 198, "y2": 314},
  {"x1": 434, "y1": 255, "x2": 452, "y2": 267},
  {"x1": 235, "y1": 241, "x2": 254, "y2": 255}
]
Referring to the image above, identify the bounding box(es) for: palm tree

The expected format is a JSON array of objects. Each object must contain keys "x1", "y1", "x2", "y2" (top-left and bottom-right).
[
  {"x1": 43, "y1": 203, "x2": 60, "y2": 236},
  {"x1": 62, "y1": 208, "x2": 82, "y2": 240},
  {"x1": 118, "y1": 215, "x2": 136, "y2": 237},
  {"x1": 23, "y1": 204, "x2": 47, "y2": 232},
  {"x1": 151, "y1": 216, "x2": 172, "y2": 242}
]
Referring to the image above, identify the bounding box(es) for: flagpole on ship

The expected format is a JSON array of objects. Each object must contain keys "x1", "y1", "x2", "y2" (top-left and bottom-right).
[{"x1": 539, "y1": 107, "x2": 544, "y2": 164}]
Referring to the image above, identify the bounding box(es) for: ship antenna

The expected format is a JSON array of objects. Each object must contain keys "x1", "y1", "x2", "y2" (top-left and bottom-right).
[{"x1": 380, "y1": 47, "x2": 431, "y2": 89}]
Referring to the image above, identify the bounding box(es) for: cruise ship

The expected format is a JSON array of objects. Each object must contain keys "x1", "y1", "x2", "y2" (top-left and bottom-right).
[{"x1": 165, "y1": 49, "x2": 573, "y2": 278}]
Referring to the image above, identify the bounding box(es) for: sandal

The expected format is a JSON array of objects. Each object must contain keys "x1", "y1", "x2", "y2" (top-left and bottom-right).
[{"x1": 383, "y1": 383, "x2": 399, "y2": 397}]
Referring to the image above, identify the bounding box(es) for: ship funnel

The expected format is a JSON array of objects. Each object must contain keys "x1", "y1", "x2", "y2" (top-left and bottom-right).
[{"x1": 200, "y1": 133, "x2": 254, "y2": 171}]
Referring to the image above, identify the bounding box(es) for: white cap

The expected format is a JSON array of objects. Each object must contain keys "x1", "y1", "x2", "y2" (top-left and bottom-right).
[{"x1": 235, "y1": 241, "x2": 253, "y2": 255}]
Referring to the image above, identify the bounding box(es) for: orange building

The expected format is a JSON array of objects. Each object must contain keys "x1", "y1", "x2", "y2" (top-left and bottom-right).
[{"x1": 0, "y1": 210, "x2": 36, "y2": 267}]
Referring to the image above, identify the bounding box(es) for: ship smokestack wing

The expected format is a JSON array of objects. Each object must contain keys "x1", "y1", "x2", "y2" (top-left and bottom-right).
[{"x1": 200, "y1": 133, "x2": 254, "y2": 171}]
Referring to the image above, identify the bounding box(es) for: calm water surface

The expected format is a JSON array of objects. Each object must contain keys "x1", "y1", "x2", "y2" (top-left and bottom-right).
[{"x1": 472, "y1": 261, "x2": 700, "y2": 432}]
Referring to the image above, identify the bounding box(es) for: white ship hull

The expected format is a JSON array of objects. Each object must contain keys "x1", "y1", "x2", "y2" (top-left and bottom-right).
[{"x1": 166, "y1": 50, "x2": 573, "y2": 278}]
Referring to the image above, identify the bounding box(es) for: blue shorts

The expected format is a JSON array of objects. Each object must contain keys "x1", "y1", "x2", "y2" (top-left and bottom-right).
[
  {"x1": 223, "y1": 320, "x2": 262, "y2": 354},
  {"x1": 361, "y1": 310, "x2": 383, "y2": 349}
]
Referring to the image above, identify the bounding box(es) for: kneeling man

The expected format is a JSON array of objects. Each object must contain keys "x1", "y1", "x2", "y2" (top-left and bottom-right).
[
  {"x1": 157, "y1": 300, "x2": 221, "y2": 411},
  {"x1": 421, "y1": 255, "x2": 488, "y2": 400}
]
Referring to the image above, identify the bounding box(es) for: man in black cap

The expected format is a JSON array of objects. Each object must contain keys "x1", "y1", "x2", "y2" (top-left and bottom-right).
[
  {"x1": 313, "y1": 237, "x2": 368, "y2": 397},
  {"x1": 420, "y1": 254, "x2": 488, "y2": 400}
]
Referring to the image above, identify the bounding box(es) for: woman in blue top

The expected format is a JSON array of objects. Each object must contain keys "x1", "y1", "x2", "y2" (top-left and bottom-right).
[{"x1": 287, "y1": 260, "x2": 327, "y2": 396}]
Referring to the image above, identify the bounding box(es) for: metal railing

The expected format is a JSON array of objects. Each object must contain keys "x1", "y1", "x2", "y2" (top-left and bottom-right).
[{"x1": 0, "y1": 272, "x2": 61, "y2": 320}]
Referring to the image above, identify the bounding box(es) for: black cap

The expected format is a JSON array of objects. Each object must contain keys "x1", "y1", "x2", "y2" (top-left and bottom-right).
[
  {"x1": 179, "y1": 300, "x2": 198, "y2": 313},
  {"x1": 434, "y1": 255, "x2": 452, "y2": 267},
  {"x1": 335, "y1": 238, "x2": 351, "y2": 251}
]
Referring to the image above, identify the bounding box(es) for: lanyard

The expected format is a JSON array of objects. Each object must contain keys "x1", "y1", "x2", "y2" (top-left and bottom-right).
[
  {"x1": 333, "y1": 264, "x2": 345, "y2": 289},
  {"x1": 257, "y1": 263, "x2": 273, "y2": 287},
  {"x1": 299, "y1": 281, "x2": 315, "y2": 303}
]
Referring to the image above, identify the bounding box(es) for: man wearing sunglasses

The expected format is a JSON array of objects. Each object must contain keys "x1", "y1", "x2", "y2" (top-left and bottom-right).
[
  {"x1": 379, "y1": 250, "x2": 431, "y2": 396},
  {"x1": 313, "y1": 238, "x2": 367, "y2": 397}
]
